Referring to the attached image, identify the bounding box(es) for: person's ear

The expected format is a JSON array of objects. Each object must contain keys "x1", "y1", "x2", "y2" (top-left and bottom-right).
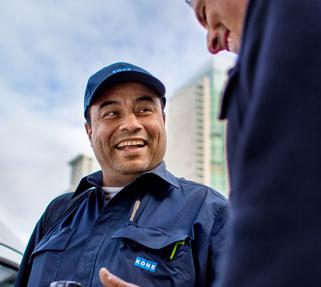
[{"x1": 85, "y1": 122, "x2": 93, "y2": 146}]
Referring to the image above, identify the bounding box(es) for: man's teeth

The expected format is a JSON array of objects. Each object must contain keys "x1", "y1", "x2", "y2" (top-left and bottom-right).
[{"x1": 117, "y1": 140, "x2": 145, "y2": 148}]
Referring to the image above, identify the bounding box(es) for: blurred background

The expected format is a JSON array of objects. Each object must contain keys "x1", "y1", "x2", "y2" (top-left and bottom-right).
[{"x1": 0, "y1": 0, "x2": 234, "y2": 243}]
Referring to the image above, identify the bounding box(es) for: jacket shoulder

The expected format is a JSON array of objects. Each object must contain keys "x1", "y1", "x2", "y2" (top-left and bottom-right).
[
  {"x1": 41, "y1": 192, "x2": 73, "y2": 234},
  {"x1": 176, "y1": 177, "x2": 227, "y2": 204}
]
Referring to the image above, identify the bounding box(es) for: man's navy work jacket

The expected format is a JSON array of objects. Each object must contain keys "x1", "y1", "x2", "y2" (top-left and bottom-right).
[
  {"x1": 218, "y1": 0, "x2": 321, "y2": 286},
  {"x1": 16, "y1": 162, "x2": 228, "y2": 287}
]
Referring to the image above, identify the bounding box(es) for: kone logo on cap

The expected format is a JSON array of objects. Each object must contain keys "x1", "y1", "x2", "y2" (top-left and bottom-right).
[
  {"x1": 112, "y1": 67, "x2": 132, "y2": 74},
  {"x1": 134, "y1": 256, "x2": 157, "y2": 272}
]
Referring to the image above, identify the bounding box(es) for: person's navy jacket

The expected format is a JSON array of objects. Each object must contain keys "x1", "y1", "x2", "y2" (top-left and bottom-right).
[
  {"x1": 218, "y1": 0, "x2": 321, "y2": 286},
  {"x1": 15, "y1": 162, "x2": 228, "y2": 287}
]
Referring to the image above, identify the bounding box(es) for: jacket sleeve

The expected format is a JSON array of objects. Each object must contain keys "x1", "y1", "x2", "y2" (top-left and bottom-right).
[
  {"x1": 14, "y1": 193, "x2": 72, "y2": 287},
  {"x1": 207, "y1": 203, "x2": 230, "y2": 287},
  {"x1": 14, "y1": 215, "x2": 46, "y2": 287}
]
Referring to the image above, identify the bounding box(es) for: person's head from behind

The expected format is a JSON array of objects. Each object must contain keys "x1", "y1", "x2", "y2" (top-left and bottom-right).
[
  {"x1": 84, "y1": 62, "x2": 167, "y2": 186},
  {"x1": 186, "y1": 0, "x2": 249, "y2": 54}
]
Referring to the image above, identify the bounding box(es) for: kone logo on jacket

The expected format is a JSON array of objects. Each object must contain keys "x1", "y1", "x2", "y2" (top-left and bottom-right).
[{"x1": 134, "y1": 256, "x2": 158, "y2": 272}]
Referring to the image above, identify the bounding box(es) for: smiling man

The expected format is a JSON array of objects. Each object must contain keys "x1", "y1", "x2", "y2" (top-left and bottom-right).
[
  {"x1": 15, "y1": 62, "x2": 228, "y2": 287},
  {"x1": 85, "y1": 81, "x2": 167, "y2": 188}
]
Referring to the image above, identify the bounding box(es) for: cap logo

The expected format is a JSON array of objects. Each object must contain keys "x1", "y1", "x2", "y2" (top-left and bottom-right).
[{"x1": 112, "y1": 67, "x2": 132, "y2": 74}]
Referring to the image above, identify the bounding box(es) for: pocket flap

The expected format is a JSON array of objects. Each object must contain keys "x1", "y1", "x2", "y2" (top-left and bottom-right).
[
  {"x1": 32, "y1": 227, "x2": 74, "y2": 255},
  {"x1": 111, "y1": 224, "x2": 191, "y2": 250}
]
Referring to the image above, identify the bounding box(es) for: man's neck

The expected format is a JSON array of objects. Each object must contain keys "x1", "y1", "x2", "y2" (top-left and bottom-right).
[
  {"x1": 101, "y1": 162, "x2": 164, "y2": 187},
  {"x1": 102, "y1": 172, "x2": 137, "y2": 187}
]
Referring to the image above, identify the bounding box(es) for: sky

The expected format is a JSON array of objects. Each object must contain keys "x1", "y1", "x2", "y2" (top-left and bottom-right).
[{"x1": 0, "y1": 0, "x2": 231, "y2": 243}]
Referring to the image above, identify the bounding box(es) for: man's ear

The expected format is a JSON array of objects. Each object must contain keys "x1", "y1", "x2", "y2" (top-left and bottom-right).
[{"x1": 85, "y1": 122, "x2": 93, "y2": 146}]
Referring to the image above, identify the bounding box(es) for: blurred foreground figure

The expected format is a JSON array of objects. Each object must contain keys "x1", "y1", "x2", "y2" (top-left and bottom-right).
[{"x1": 189, "y1": 0, "x2": 321, "y2": 286}]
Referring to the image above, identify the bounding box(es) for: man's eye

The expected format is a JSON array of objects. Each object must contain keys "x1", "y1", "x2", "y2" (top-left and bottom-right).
[
  {"x1": 103, "y1": 111, "x2": 118, "y2": 117},
  {"x1": 137, "y1": 107, "x2": 152, "y2": 113}
]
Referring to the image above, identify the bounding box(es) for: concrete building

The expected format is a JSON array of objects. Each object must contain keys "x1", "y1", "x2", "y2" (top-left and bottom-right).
[
  {"x1": 68, "y1": 154, "x2": 99, "y2": 192},
  {"x1": 165, "y1": 56, "x2": 234, "y2": 197}
]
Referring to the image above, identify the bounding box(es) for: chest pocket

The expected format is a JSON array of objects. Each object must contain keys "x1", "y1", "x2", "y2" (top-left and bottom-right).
[
  {"x1": 110, "y1": 224, "x2": 195, "y2": 287},
  {"x1": 28, "y1": 227, "x2": 74, "y2": 286}
]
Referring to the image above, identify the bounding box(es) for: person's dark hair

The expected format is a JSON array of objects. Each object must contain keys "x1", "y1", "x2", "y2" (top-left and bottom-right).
[{"x1": 185, "y1": 0, "x2": 192, "y2": 5}]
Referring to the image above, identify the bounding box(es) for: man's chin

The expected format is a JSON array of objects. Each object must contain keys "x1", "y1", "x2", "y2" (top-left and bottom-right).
[{"x1": 117, "y1": 162, "x2": 150, "y2": 176}]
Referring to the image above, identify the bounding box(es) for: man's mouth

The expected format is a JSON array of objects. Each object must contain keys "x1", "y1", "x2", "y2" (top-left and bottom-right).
[{"x1": 115, "y1": 139, "x2": 147, "y2": 150}]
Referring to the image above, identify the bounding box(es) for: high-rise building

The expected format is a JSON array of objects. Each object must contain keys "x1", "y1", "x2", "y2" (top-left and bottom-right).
[{"x1": 165, "y1": 56, "x2": 234, "y2": 197}]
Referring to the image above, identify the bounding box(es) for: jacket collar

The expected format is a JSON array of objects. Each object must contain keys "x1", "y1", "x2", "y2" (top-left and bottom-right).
[
  {"x1": 142, "y1": 161, "x2": 179, "y2": 188},
  {"x1": 73, "y1": 161, "x2": 179, "y2": 198}
]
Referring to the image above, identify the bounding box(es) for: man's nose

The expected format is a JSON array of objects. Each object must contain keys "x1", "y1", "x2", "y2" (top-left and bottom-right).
[
  {"x1": 119, "y1": 113, "x2": 143, "y2": 132},
  {"x1": 207, "y1": 29, "x2": 224, "y2": 54}
]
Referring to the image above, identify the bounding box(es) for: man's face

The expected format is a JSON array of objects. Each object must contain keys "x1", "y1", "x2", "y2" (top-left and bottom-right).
[
  {"x1": 191, "y1": 0, "x2": 249, "y2": 54},
  {"x1": 85, "y1": 82, "x2": 167, "y2": 186}
]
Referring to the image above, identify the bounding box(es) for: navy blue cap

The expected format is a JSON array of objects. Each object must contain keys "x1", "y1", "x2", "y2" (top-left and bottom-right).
[{"x1": 84, "y1": 62, "x2": 166, "y2": 121}]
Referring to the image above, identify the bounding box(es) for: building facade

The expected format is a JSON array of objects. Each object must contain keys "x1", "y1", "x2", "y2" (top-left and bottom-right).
[
  {"x1": 165, "y1": 56, "x2": 234, "y2": 197},
  {"x1": 68, "y1": 154, "x2": 100, "y2": 192}
]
